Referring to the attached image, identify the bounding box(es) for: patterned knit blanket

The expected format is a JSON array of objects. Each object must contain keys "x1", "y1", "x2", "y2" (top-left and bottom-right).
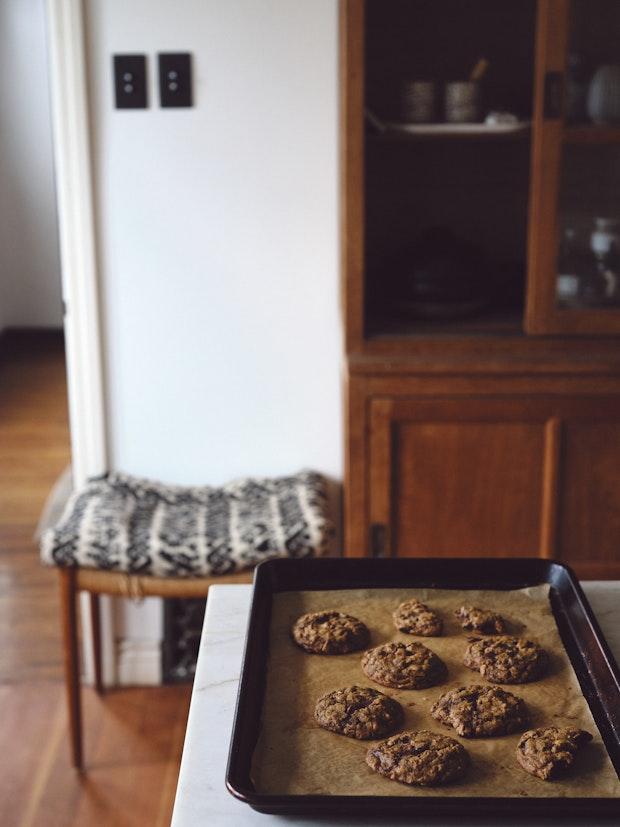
[{"x1": 40, "y1": 470, "x2": 333, "y2": 577}]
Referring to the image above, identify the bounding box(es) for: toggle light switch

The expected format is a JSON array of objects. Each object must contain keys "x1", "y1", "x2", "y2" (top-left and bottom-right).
[
  {"x1": 158, "y1": 53, "x2": 193, "y2": 108},
  {"x1": 113, "y1": 55, "x2": 147, "y2": 109}
]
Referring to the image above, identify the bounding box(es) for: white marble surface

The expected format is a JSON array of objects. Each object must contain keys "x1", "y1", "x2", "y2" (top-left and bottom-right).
[{"x1": 171, "y1": 582, "x2": 620, "y2": 827}]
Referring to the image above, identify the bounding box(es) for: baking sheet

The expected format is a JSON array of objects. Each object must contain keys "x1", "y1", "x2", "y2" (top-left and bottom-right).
[{"x1": 250, "y1": 585, "x2": 620, "y2": 797}]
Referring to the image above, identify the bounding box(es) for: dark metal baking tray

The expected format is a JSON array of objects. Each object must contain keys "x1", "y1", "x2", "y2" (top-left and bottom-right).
[{"x1": 226, "y1": 557, "x2": 620, "y2": 817}]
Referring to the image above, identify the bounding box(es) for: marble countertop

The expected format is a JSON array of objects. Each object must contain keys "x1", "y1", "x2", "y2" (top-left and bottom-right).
[{"x1": 171, "y1": 582, "x2": 620, "y2": 827}]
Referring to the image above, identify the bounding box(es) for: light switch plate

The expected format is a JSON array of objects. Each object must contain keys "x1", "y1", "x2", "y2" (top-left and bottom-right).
[
  {"x1": 158, "y1": 53, "x2": 193, "y2": 108},
  {"x1": 113, "y1": 54, "x2": 147, "y2": 109}
]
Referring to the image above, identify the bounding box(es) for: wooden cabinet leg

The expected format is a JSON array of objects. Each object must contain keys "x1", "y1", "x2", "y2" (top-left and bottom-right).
[
  {"x1": 89, "y1": 592, "x2": 104, "y2": 694},
  {"x1": 60, "y1": 567, "x2": 83, "y2": 770}
]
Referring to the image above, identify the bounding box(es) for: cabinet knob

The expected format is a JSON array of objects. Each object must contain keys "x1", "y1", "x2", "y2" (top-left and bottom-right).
[{"x1": 370, "y1": 523, "x2": 388, "y2": 558}]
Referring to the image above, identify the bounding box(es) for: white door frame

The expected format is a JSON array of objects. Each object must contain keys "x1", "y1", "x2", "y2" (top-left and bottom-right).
[{"x1": 46, "y1": 0, "x2": 115, "y2": 686}]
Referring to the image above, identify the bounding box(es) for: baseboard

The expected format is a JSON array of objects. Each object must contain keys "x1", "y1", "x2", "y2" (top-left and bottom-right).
[
  {"x1": 0, "y1": 327, "x2": 64, "y2": 355},
  {"x1": 116, "y1": 639, "x2": 162, "y2": 686}
]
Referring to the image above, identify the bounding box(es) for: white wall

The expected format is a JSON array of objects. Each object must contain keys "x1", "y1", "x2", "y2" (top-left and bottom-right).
[
  {"x1": 86, "y1": 0, "x2": 342, "y2": 487},
  {"x1": 0, "y1": 0, "x2": 62, "y2": 330},
  {"x1": 83, "y1": 0, "x2": 342, "y2": 682}
]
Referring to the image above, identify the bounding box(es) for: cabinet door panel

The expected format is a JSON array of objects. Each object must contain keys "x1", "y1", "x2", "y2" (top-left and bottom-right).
[
  {"x1": 369, "y1": 398, "x2": 560, "y2": 559},
  {"x1": 367, "y1": 394, "x2": 620, "y2": 572},
  {"x1": 525, "y1": 0, "x2": 570, "y2": 333},
  {"x1": 526, "y1": 0, "x2": 620, "y2": 334},
  {"x1": 394, "y1": 421, "x2": 544, "y2": 557},
  {"x1": 561, "y1": 422, "x2": 620, "y2": 564}
]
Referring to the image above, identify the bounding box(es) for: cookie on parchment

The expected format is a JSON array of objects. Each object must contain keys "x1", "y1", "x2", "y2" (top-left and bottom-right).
[
  {"x1": 314, "y1": 685, "x2": 403, "y2": 740},
  {"x1": 393, "y1": 599, "x2": 443, "y2": 636},
  {"x1": 366, "y1": 730, "x2": 469, "y2": 786},
  {"x1": 291, "y1": 610, "x2": 369, "y2": 655},
  {"x1": 464, "y1": 636, "x2": 548, "y2": 684},
  {"x1": 516, "y1": 726, "x2": 593, "y2": 780},
  {"x1": 361, "y1": 641, "x2": 447, "y2": 689},
  {"x1": 430, "y1": 684, "x2": 528, "y2": 737},
  {"x1": 455, "y1": 605, "x2": 506, "y2": 634}
]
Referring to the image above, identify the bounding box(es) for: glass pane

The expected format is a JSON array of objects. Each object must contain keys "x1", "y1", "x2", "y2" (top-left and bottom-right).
[
  {"x1": 565, "y1": 0, "x2": 620, "y2": 126},
  {"x1": 555, "y1": 0, "x2": 620, "y2": 310},
  {"x1": 363, "y1": 0, "x2": 536, "y2": 336},
  {"x1": 556, "y1": 147, "x2": 620, "y2": 309}
]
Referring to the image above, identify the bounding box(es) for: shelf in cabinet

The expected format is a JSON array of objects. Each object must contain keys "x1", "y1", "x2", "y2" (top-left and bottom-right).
[
  {"x1": 563, "y1": 126, "x2": 620, "y2": 145},
  {"x1": 366, "y1": 309, "x2": 524, "y2": 339},
  {"x1": 375, "y1": 121, "x2": 531, "y2": 140}
]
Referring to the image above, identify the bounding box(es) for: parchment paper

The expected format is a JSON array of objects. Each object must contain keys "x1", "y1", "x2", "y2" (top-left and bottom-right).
[{"x1": 250, "y1": 585, "x2": 620, "y2": 797}]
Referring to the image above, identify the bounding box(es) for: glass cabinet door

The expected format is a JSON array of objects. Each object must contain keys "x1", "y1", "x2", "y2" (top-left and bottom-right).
[{"x1": 526, "y1": 0, "x2": 620, "y2": 334}]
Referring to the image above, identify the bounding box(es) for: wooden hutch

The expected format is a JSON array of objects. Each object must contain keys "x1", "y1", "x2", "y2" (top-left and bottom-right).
[{"x1": 342, "y1": 0, "x2": 620, "y2": 578}]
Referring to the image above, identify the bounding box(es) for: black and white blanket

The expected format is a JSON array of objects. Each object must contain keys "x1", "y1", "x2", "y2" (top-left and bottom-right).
[{"x1": 40, "y1": 470, "x2": 333, "y2": 577}]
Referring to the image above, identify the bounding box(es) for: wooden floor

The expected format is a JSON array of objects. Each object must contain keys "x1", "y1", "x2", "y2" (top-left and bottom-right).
[{"x1": 0, "y1": 332, "x2": 191, "y2": 827}]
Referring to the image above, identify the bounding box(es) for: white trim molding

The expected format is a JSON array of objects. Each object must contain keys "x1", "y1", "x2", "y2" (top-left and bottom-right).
[
  {"x1": 46, "y1": 0, "x2": 114, "y2": 686},
  {"x1": 46, "y1": 0, "x2": 106, "y2": 485}
]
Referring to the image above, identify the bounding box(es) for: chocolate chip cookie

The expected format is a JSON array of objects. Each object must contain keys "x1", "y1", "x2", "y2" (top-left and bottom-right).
[
  {"x1": 314, "y1": 685, "x2": 404, "y2": 740},
  {"x1": 291, "y1": 611, "x2": 370, "y2": 655},
  {"x1": 455, "y1": 605, "x2": 506, "y2": 634},
  {"x1": 516, "y1": 726, "x2": 593, "y2": 780},
  {"x1": 366, "y1": 730, "x2": 469, "y2": 786},
  {"x1": 393, "y1": 599, "x2": 443, "y2": 636},
  {"x1": 361, "y1": 641, "x2": 447, "y2": 689},
  {"x1": 464, "y1": 636, "x2": 548, "y2": 684},
  {"x1": 430, "y1": 684, "x2": 529, "y2": 737}
]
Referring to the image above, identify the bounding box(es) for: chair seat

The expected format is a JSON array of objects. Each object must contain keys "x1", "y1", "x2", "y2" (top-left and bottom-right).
[{"x1": 41, "y1": 470, "x2": 333, "y2": 578}]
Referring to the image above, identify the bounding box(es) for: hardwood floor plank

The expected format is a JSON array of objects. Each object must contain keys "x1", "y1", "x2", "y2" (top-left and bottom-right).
[
  {"x1": 18, "y1": 690, "x2": 67, "y2": 827},
  {"x1": 0, "y1": 683, "x2": 65, "y2": 827},
  {"x1": 0, "y1": 332, "x2": 190, "y2": 826},
  {"x1": 18, "y1": 686, "x2": 189, "y2": 827}
]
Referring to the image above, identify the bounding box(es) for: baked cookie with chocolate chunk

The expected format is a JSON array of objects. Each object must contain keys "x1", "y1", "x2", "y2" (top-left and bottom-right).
[
  {"x1": 455, "y1": 605, "x2": 506, "y2": 634},
  {"x1": 393, "y1": 599, "x2": 443, "y2": 636},
  {"x1": 516, "y1": 726, "x2": 593, "y2": 780},
  {"x1": 366, "y1": 730, "x2": 469, "y2": 786},
  {"x1": 362, "y1": 641, "x2": 447, "y2": 689},
  {"x1": 431, "y1": 684, "x2": 528, "y2": 737},
  {"x1": 291, "y1": 611, "x2": 369, "y2": 655},
  {"x1": 464, "y1": 636, "x2": 548, "y2": 684},
  {"x1": 314, "y1": 685, "x2": 403, "y2": 740}
]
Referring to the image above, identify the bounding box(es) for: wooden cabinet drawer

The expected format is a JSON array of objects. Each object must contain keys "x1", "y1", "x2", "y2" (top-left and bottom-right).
[{"x1": 363, "y1": 395, "x2": 620, "y2": 575}]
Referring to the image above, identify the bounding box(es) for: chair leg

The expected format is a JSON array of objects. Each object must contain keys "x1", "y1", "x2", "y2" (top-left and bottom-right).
[
  {"x1": 59, "y1": 568, "x2": 83, "y2": 770},
  {"x1": 89, "y1": 592, "x2": 104, "y2": 694}
]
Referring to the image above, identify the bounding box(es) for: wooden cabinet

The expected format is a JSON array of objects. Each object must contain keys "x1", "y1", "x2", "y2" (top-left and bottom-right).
[
  {"x1": 342, "y1": 0, "x2": 620, "y2": 578},
  {"x1": 561, "y1": 420, "x2": 620, "y2": 565},
  {"x1": 347, "y1": 375, "x2": 620, "y2": 578},
  {"x1": 368, "y1": 392, "x2": 620, "y2": 570},
  {"x1": 369, "y1": 398, "x2": 555, "y2": 559},
  {"x1": 343, "y1": 0, "x2": 620, "y2": 345},
  {"x1": 527, "y1": 0, "x2": 620, "y2": 334}
]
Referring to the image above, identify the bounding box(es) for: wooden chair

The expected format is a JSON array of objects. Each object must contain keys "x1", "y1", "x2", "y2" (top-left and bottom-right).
[
  {"x1": 60, "y1": 566, "x2": 254, "y2": 770},
  {"x1": 47, "y1": 470, "x2": 333, "y2": 770}
]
